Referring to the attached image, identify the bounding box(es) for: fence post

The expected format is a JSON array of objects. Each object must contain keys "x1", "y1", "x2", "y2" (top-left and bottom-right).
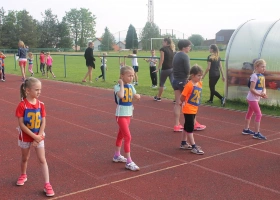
[
  {"x1": 64, "y1": 55, "x2": 67, "y2": 77},
  {"x1": 103, "y1": 55, "x2": 106, "y2": 81},
  {"x1": 36, "y1": 54, "x2": 38, "y2": 73},
  {"x1": 14, "y1": 53, "x2": 17, "y2": 70}
]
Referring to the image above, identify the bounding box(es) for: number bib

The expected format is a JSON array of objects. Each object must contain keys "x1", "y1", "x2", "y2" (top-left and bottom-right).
[
  {"x1": 115, "y1": 84, "x2": 133, "y2": 106},
  {"x1": 187, "y1": 86, "x2": 202, "y2": 106},
  {"x1": 23, "y1": 108, "x2": 42, "y2": 133},
  {"x1": 255, "y1": 74, "x2": 264, "y2": 90}
]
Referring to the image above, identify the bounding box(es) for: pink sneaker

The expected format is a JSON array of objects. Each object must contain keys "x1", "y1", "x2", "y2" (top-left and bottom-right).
[
  {"x1": 44, "y1": 183, "x2": 55, "y2": 197},
  {"x1": 179, "y1": 124, "x2": 184, "y2": 129},
  {"x1": 174, "y1": 125, "x2": 183, "y2": 132},
  {"x1": 16, "y1": 174, "x2": 27, "y2": 186},
  {"x1": 194, "y1": 121, "x2": 206, "y2": 131}
]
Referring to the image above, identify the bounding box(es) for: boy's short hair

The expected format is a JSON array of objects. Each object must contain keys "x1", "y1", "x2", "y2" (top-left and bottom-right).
[
  {"x1": 190, "y1": 64, "x2": 203, "y2": 75},
  {"x1": 133, "y1": 49, "x2": 137, "y2": 54},
  {"x1": 177, "y1": 40, "x2": 192, "y2": 50}
]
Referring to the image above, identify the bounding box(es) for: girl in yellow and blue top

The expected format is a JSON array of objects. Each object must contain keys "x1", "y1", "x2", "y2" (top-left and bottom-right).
[
  {"x1": 242, "y1": 59, "x2": 267, "y2": 140},
  {"x1": 15, "y1": 77, "x2": 55, "y2": 197},
  {"x1": 113, "y1": 66, "x2": 141, "y2": 171},
  {"x1": 180, "y1": 65, "x2": 204, "y2": 155}
]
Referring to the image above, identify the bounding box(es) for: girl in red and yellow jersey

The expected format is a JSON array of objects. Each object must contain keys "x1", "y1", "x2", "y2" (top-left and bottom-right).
[{"x1": 180, "y1": 65, "x2": 204, "y2": 155}]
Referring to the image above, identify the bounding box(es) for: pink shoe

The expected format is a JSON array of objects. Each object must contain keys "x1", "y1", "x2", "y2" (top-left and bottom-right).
[
  {"x1": 194, "y1": 121, "x2": 206, "y2": 131},
  {"x1": 44, "y1": 183, "x2": 55, "y2": 197},
  {"x1": 16, "y1": 174, "x2": 27, "y2": 186},
  {"x1": 179, "y1": 124, "x2": 184, "y2": 129},
  {"x1": 174, "y1": 125, "x2": 183, "y2": 132}
]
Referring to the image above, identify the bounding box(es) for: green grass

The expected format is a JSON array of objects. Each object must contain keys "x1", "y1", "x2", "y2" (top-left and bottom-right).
[{"x1": 4, "y1": 50, "x2": 279, "y2": 116}]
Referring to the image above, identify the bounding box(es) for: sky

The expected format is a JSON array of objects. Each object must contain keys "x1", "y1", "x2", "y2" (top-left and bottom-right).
[{"x1": 3, "y1": 0, "x2": 280, "y2": 41}]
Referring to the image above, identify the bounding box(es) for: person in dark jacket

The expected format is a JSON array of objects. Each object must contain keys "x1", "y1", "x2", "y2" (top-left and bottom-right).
[{"x1": 82, "y1": 42, "x2": 95, "y2": 83}]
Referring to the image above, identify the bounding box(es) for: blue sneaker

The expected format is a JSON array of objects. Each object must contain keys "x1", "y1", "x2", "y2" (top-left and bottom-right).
[
  {"x1": 221, "y1": 97, "x2": 226, "y2": 107},
  {"x1": 253, "y1": 132, "x2": 267, "y2": 140},
  {"x1": 242, "y1": 128, "x2": 254, "y2": 135}
]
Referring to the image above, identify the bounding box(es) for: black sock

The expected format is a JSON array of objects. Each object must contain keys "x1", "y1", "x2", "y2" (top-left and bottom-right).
[
  {"x1": 191, "y1": 144, "x2": 196, "y2": 149},
  {"x1": 181, "y1": 141, "x2": 186, "y2": 145}
]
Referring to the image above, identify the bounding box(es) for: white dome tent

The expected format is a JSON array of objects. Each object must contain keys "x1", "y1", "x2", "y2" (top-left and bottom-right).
[{"x1": 225, "y1": 19, "x2": 280, "y2": 106}]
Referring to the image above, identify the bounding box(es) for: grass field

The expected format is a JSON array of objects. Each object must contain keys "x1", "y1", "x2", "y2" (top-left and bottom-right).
[{"x1": 3, "y1": 50, "x2": 279, "y2": 116}]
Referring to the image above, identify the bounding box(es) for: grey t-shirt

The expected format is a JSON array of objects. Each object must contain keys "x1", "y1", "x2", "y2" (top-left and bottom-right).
[{"x1": 172, "y1": 51, "x2": 190, "y2": 80}]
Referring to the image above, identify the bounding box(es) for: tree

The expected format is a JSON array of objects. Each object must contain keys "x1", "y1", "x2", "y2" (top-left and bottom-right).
[
  {"x1": 0, "y1": 7, "x2": 5, "y2": 47},
  {"x1": 140, "y1": 22, "x2": 161, "y2": 50},
  {"x1": 125, "y1": 24, "x2": 138, "y2": 49},
  {"x1": 65, "y1": 8, "x2": 96, "y2": 51},
  {"x1": 188, "y1": 34, "x2": 204, "y2": 46},
  {"x1": 37, "y1": 9, "x2": 59, "y2": 48},
  {"x1": 100, "y1": 27, "x2": 115, "y2": 51},
  {"x1": 56, "y1": 18, "x2": 72, "y2": 48},
  {"x1": 1, "y1": 11, "x2": 18, "y2": 48}
]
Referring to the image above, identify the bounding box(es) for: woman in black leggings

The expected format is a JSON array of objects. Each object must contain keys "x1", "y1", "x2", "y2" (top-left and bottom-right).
[{"x1": 202, "y1": 44, "x2": 226, "y2": 106}]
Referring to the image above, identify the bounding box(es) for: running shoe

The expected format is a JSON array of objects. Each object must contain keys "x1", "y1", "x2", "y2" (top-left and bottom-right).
[
  {"x1": 191, "y1": 146, "x2": 204, "y2": 155},
  {"x1": 221, "y1": 97, "x2": 226, "y2": 107},
  {"x1": 113, "y1": 155, "x2": 127, "y2": 163},
  {"x1": 174, "y1": 125, "x2": 183, "y2": 132},
  {"x1": 125, "y1": 162, "x2": 140, "y2": 171},
  {"x1": 16, "y1": 174, "x2": 27, "y2": 186},
  {"x1": 180, "y1": 143, "x2": 192, "y2": 150},
  {"x1": 44, "y1": 183, "x2": 55, "y2": 197},
  {"x1": 253, "y1": 132, "x2": 267, "y2": 140},
  {"x1": 242, "y1": 128, "x2": 254, "y2": 135},
  {"x1": 194, "y1": 121, "x2": 206, "y2": 131},
  {"x1": 153, "y1": 96, "x2": 161, "y2": 101},
  {"x1": 205, "y1": 100, "x2": 213, "y2": 104}
]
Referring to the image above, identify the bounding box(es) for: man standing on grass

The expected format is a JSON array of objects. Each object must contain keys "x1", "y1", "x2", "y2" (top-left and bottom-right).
[{"x1": 82, "y1": 42, "x2": 95, "y2": 83}]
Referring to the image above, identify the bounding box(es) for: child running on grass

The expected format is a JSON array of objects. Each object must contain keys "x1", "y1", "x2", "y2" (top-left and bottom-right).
[
  {"x1": 180, "y1": 65, "x2": 204, "y2": 155},
  {"x1": 96, "y1": 52, "x2": 107, "y2": 81},
  {"x1": 27, "y1": 52, "x2": 34, "y2": 76},
  {"x1": 46, "y1": 52, "x2": 56, "y2": 78},
  {"x1": 113, "y1": 66, "x2": 141, "y2": 171},
  {"x1": 242, "y1": 59, "x2": 267, "y2": 140},
  {"x1": 144, "y1": 49, "x2": 158, "y2": 88},
  {"x1": 128, "y1": 49, "x2": 139, "y2": 85},
  {"x1": 15, "y1": 77, "x2": 55, "y2": 197},
  {"x1": 0, "y1": 51, "x2": 6, "y2": 81},
  {"x1": 39, "y1": 51, "x2": 46, "y2": 76}
]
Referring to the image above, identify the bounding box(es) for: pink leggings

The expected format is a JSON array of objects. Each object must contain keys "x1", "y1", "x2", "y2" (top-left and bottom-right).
[
  {"x1": 116, "y1": 116, "x2": 131, "y2": 153},
  {"x1": 28, "y1": 64, "x2": 33, "y2": 73},
  {"x1": 245, "y1": 100, "x2": 262, "y2": 122}
]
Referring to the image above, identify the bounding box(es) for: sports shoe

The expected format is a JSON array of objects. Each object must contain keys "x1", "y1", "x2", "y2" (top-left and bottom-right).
[
  {"x1": 253, "y1": 132, "x2": 267, "y2": 140},
  {"x1": 153, "y1": 96, "x2": 161, "y2": 101},
  {"x1": 174, "y1": 125, "x2": 183, "y2": 132},
  {"x1": 205, "y1": 100, "x2": 213, "y2": 104},
  {"x1": 16, "y1": 174, "x2": 27, "y2": 186},
  {"x1": 125, "y1": 162, "x2": 140, "y2": 171},
  {"x1": 44, "y1": 183, "x2": 55, "y2": 197},
  {"x1": 95, "y1": 77, "x2": 99, "y2": 81},
  {"x1": 151, "y1": 85, "x2": 157, "y2": 88},
  {"x1": 173, "y1": 100, "x2": 176, "y2": 104},
  {"x1": 221, "y1": 97, "x2": 226, "y2": 107},
  {"x1": 194, "y1": 122, "x2": 206, "y2": 131},
  {"x1": 113, "y1": 155, "x2": 127, "y2": 163},
  {"x1": 242, "y1": 128, "x2": 254, "y2": 135},
  {"x1": 31, "y1": 73, "x2": 34, "y2": 76},
  {"x1": 135, "y1": 82, "x2": 138, "y2": 85},
  {"x1": 191, "y1": 146, "x2": 204, "y2": 155},
  {"x1": 2, "y1": 79, "x2": 5, "y2": 82},
  {"x1": 180, "y1": 143, "x2": 192, "y2": 150}
]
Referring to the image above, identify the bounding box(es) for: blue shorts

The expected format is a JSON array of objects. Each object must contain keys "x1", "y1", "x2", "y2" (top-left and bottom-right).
[
  {"x1": 172, "y1": 79, "x2": 187, "y2": 92},
  {"x1": 133, "y1": 66, "x2": 139, "y2": 72}
]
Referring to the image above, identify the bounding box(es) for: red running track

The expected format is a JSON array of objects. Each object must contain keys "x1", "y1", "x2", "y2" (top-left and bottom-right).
[{"x1": 0, "y1": 74, "x2": 280, "y2": 199}]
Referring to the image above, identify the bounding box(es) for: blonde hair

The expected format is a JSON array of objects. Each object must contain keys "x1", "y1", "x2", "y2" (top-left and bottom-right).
[
  {"x1": 209, "y1": 44, "x2": 219, "y2": 61},
  {"x1": 28, "y1": 52, "x2": 33, "y2": 58},
  {"x1": 18, "y1": 40, "x2": 25, "y2": 48},
  {"x1": 20, "y1": 77, "x2": 41, "y2": 99},
  {"x1": 120, "y1": 66, "x2": 134, "y2": 75},
  {"x1": 253, "y1": 59, "x2": 266, "y2": 73}
]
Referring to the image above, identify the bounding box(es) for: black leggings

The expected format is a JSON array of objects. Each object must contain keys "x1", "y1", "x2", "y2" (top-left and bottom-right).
[
  {"x1": 209, "y1": 76, "x2": 222, "y2": 101},
  {"x1": 98, "y1": 65, "x2": 105, "y2": 79},
  {"x1": 149, "y1": 66, "x2": 157, "y2": 85}
]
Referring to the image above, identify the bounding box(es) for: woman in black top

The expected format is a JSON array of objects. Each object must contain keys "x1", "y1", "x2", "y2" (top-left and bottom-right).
[
  {"x1": 202, "y1": 44, "x2": 225, "y2": 106},
  {"x1": 82, "y1": 42, "x2": 95, "y2": 82},
  {"x1": 153, "y1": 37, "x2": 175, "y2": 101}
]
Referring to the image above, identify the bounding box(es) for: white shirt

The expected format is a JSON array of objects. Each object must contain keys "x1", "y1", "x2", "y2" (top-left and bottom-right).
[{"x1": 131, "y1": 54, "x2": 138, "y2": 66}]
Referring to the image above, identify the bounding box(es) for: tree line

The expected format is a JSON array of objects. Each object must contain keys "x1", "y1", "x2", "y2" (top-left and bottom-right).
[{"x1": 0, "y1": 7, "x2": 204, "y2": 51}]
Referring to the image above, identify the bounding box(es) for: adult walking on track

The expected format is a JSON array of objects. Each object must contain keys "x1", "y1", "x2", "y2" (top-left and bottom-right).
[{"x1": 82, "y1": 42, "x2": 95, "y2": 83}]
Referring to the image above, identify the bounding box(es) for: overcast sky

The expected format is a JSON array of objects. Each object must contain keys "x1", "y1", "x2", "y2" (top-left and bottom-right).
[{"x1": 3, "y1": 0, "x2": 280, "y2": 40}]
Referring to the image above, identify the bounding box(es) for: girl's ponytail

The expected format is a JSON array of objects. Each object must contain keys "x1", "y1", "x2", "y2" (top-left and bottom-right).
[{"x1": 20, "y1": 82, "x2": 27, "y2": 100}]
